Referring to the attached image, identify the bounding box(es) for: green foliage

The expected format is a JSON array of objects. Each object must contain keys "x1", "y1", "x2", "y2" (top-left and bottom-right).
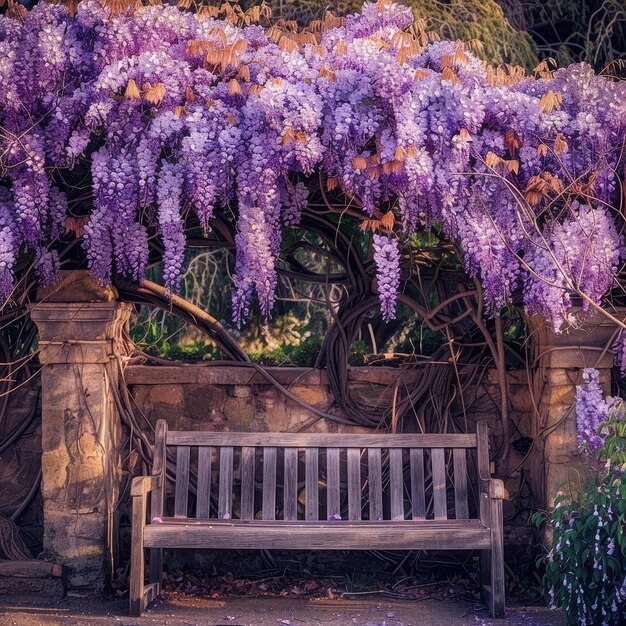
[
  {"x1": 348, "y1": 340, "x2": 369, "y2": 365},
  {"x1": 260, "y1": 0, "x2": 538, "y2": 69},
  {"x1": 131, "y1": 316, "x2": 223, "y2": 360},
  {"x1": 132, "y1": 318, "x2": 172, "y2": 355},
  {"x1": 412, "y1": 0, "x2": 538, "y2": 68},
  {"x1": 393, "y1": 325, "x2": 443, "y2": 356},
  {"x1": 250, "y1": 335, "x2": 323, "y2": 366},
  {"x1": 536, "y1": 401, "x2": 626, "y2": 625}
]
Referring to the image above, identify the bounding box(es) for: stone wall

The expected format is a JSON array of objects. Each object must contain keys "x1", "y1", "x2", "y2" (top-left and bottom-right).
[{"x1": 126, "y1": 364, "x2": 531, "y2": 437}]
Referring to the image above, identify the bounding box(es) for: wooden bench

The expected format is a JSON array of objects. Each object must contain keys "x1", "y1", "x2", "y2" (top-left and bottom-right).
[{"x1": 130, "y1": 420, "x2": 505, "y2": 617}]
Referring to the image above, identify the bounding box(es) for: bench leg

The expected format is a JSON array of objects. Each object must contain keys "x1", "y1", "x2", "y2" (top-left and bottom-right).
[
  {"x1": 479, "y1": 549, "x2": 491, "y2": 598},
  {"x1": 489, "y1": 497, "x2": 505, "y2": 618},
  {"x1": 150, "y1": 548, "x2": 163, "y2": 592},
  {"x1": 130, "y1": 494, "x2": 146, "y2": 617}
]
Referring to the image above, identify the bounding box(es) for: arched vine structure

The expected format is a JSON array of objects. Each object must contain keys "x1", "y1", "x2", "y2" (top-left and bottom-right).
[{"x1": 110, "y1": 169, "x2": 520, "y2": 463}]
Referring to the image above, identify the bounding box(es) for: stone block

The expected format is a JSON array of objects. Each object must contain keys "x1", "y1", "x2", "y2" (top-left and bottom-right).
[
  {"x1": 36, "y1": 270, "x2": 117, "y2": 302},
  {"x1": 256, "y1": 395, "x2": 290, "y2": 431},
  {"x1": 223, "y1": 397, "x2": 255, "y2": 432},
  {"x1": 149, "y1": 384, "x2": 184, "y2": 407},
  {"x1": 0, "y1": 560, "x2": 64, "y2": 600},
  {"x1": 542, "y1": 384, "x2": 576, "y2": 407},
  {"x1": 508, "y1": 385, "x2": 532, "y2": 412},
  {"x1": 232, "y1": 385, "x2": 252, "y2": 398},
  {"x1": 186, "y1": 385, "x2": 226, "y2": 423},
  {"x1": 545, "y1": 367, "x2": 611, "y2": 389},
  {"x1": 542, "y1": 348, "x2": 614, "y2": 369},
  {"x1": 337, "y1": 423, "x2": 373, "y2": 435},
  {"x1": 543, "y1": 408, "x2": 578, "y2": 454},
  {"x1": 349, "y1": 383, "x2": 395, "y2": 407},
  {"x1": 289, "y1": 386, "x2": 331, "y2": 409}
]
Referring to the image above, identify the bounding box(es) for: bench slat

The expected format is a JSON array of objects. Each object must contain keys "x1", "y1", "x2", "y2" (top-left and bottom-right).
[
  {"x1": 327, "y1": 448, "x2": 340, "y2": 520},
  {"x1": 305, "y1": 448, "x2": 318, "y2": 521},
  {"x1": 174, "y1": 446, "x2": 190, "y2": 518},
  {"x1": 166, "y1": 432, "x2": 477, "y2": 448},
  {"x1": 389, "y1": 448, "x2": 404, "y2": 520},
  {"x1": 196, "y1": 446, "x2": 212, "y2": 519},
  {"x1": 410, "y1": 448, "x2": 426, "y2": 520},
  {"x1": 453, "y1": 448, "x2": 469, "y2": 519},
  {"x1": 218, "y1": 447, "x2": 233, "y2": 519},
  {"x1": 367, "y1": 448, "x2": 383, "y2": 521},
  {"x1": 284, "y1": 448, "x2": 298, "y2": 521},
  {"x1": 143, "y1": 521, "x2": 492, "y2": 551},
  {"x1": 347, "y1": 448, "x2": 361, "y2": 521},
  {"x1": 432, "y1": 448, "x2": 447, "y2": 520},
  {"x1": 240, "y1": 447, "x2": 255, "y2": 521},
  {"x1": 262, "y1": 448, "x2": 277, "y2": 520}
]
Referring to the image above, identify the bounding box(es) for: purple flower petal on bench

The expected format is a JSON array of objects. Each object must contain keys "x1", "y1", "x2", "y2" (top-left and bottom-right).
[
  {"x1": 151, "y1": 516, "x2": 163, "y2": 524},
  {"x1": 329, "y1": 513, "x2": 342, "y2": 521}
]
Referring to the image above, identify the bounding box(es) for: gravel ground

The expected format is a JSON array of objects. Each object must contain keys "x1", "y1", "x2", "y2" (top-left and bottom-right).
[{"x1": 0, "y1": 594, "x2": 566, "y2": 626}]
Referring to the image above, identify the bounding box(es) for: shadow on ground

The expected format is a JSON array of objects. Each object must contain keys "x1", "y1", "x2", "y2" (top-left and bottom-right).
[{"x1": 0, "y1": 593, "x2": 566, "y2": 626}]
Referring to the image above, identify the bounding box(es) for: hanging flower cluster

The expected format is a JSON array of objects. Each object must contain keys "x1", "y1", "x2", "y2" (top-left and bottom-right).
[
  {"x1": 373, "y1": 234, "x2": 401, "y2": 319},
  {"x1": 0, "y1": 1, "x2": 624, "y2": 333},
  {"x1": 575, "y1": 368, "x2": 617, "y2": 452}
]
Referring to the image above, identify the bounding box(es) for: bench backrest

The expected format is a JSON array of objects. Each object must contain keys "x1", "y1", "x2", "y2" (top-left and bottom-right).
[{"x1": 152, "y1": 421, "x2": 491, "y2": 523}]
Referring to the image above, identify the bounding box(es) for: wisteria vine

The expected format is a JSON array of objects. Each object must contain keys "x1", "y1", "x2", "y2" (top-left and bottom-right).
[{"x1": 0, "y1": 1, "x2": 625, "y2": 348}]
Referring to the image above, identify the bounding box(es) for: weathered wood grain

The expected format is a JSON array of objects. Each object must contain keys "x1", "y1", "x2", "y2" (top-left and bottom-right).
[
  {"x1": 490, "y1": 479, "x2": 506, "y2": 618},
  {"x1": 240, "y1": 446, "x2": 255, "y2": 521},
  {"x1": 409, "y1": 448, "x2": 426, "y2": 520},
  {"x1": 166, "y1": 431, "x2": 477, "y2": 448},
  {"x1": 218, "y1": 447, "x2": 233, "y2": 519},
  {"x1": 262, "y1": 447, "x2": 277, "y2": 520},
  {"x1": 130, "y1": 491, "x2": 147, "y2": 616},
  {"x1": 284, "y1": 448, "x2": 298, "y2": 521},
  {"x1": 305, "y1": 448, "x2": 319, "y2": 521},
  {"x1": 453, "y1": 448, "x2": 469, "y2": 519},
  {"x1": 477, "y1": 421, "x2": 491, "y2": 527},
  {"x1": 326, "y1": 448, "x2": 340, "y2": 520},
  {"x1": 196, "y1": 446, "x2": 212, "y2": 519},
  {"x1": 174, "y1": 446, "x2": 190, "y2": 518},
  {"x1": 347, "y1": 448, "x2": 361, "y2": 521},
  {"x1": 367, "y1": 448, "x2": 383, "y2": 521},
  {"x1": 431, "y1": 448, "x2": 447, "y2": 520},
  {"x1": 143, "y1": 520, "x2": 491, "y2": 551},
  {"x1": 149, "y1": 420, "x2": 167, "y2": 587},
  {"x1": 389, "y1": 448, "x2": 404, "y2": 521},
  {"x1": 133, "y1": 423, "x2": 504, "y2": 619}
]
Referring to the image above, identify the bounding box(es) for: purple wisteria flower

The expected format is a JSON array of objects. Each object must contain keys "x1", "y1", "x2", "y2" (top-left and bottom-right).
[
  {"x1": 0, "y1": 0, "x2": 624, "y2": 334},
  {"x1": 575, "y1": 368, "x2": 616, "y2": 452},
  {"x1": 373, "y1": 234, "x2": 401, "y2": 321}
]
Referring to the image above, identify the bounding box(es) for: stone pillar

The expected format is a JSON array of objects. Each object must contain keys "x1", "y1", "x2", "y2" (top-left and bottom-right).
[
  {"x1": 528, "y1": 309, "x2": 620, "y2": 513},
  {"x1": 29, "y1": 272, "x2": 130, "y2": 595}
]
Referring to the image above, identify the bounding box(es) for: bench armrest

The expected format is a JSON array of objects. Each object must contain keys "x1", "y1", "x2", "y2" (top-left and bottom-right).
[
  {"x1": 480, "y1": 477, "x2": 505, "y2": 500},
  {"x1": 489, "y1": 478, "x2": 505, "y2": 500},
  {"x1": 131, "y1": 475, "x2": 161, "y2": 497}
]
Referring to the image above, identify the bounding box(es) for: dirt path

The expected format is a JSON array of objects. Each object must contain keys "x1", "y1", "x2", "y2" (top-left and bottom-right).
[{"x1": 0, "y1": 594, "x2": 566, "y2": 626}]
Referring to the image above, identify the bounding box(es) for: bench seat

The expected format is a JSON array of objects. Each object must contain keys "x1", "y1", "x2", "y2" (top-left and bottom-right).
[
  {"x1": 130, "y1": 420, "x2": 505, "y2": 618},
  {"x1": 144, "y1": 518, "x2": 492, "y2": 550}
]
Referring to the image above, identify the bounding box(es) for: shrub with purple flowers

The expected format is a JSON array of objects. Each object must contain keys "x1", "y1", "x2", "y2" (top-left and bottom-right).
[{"x1": 538, "y1": 371, "x2": 626, "y2": 626}]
